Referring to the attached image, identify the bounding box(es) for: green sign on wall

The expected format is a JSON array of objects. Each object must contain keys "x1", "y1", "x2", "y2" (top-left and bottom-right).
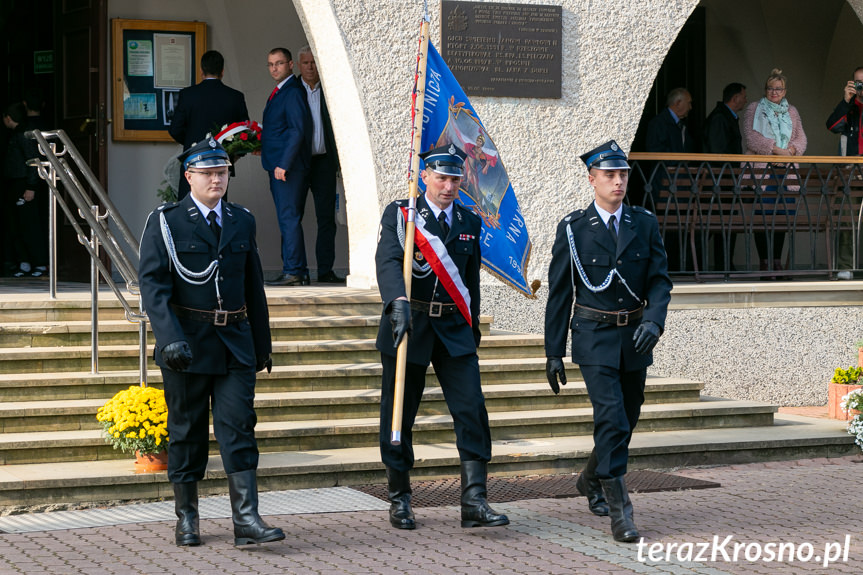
[{"x1": 34, "y1": 50, "x2": 54, "y2": 74}]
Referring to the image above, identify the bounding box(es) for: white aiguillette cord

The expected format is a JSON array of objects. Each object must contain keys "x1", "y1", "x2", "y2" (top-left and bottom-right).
[
  {"x1": 159, "y1": 211, "x2": 223, "y2": 307},
  {"x1": 565, "y1": 224, "x2": 640, "y2": 303}
]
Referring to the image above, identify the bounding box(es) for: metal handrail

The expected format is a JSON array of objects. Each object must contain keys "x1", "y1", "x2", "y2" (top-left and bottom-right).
[{"x1": 25, "y1": 129, "x2": 149, "y2": 384}]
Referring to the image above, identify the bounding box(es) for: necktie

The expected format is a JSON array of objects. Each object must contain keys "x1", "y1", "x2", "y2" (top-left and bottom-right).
[
  {"x1": 438, "y1": 211, "x2": 450, "y2": 238},
  {"x1": 608, "y1": 214, "x2": 618, "y2": 245},
  {"x1": 207, "y1": 211, "x2": 221, "y2": 242},
  {"x1": 677, "y1": 120, "x2": 686, "y2": 145},
  {"x1": 268, "y1": 87, "x2": 279, "y2": 102}
]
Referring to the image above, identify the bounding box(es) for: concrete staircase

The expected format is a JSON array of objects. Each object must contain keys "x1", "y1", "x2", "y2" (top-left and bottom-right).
[{"x1": 0, "y1": 285, "x2": 855, "y2": 509}]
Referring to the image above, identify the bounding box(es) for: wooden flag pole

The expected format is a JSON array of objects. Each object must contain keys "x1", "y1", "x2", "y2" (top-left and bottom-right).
[{"x1": 391, "y1": 13, "x2": 430, "y2": 446}]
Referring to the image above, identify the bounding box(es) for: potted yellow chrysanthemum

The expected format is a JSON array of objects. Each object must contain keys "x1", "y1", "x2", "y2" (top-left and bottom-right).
[{"x1": 96, "y1": 385, "x2": 169, "y2": 472}]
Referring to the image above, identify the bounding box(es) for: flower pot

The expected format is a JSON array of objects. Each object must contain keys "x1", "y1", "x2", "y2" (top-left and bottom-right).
[
  {"x1": 828, "y1": 383, "x2": 862, "y2": 420},
  {"x1": 134, "y1": 450, "x2": 168, "y2": 473}
]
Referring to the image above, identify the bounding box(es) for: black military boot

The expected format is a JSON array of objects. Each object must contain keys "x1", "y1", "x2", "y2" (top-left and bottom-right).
[
  {"x1": 173, "y1": 482, "x2": 201, "y2": 546},
  {"x1": 386, "y1": 467, "x2": 416, "y2": 529},
  {"x1": 460, "y1": 460, "x2": 509, "y2": 528},
  {"x1": 227, "y1": 470, "x2": 286, "y2": 546},
  {"x1": 575, "y1": 450, "x2": 609, "y2": 516},
  {"x1": 599, "y1": 476, "x2": 639, "y2": 543}
]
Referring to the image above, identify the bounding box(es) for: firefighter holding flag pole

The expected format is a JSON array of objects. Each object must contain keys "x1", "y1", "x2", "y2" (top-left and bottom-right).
[
  {"x1": 375, "y1": 142, "x2": 509, "y2": 531},
  {"x1": 375, "y1": 1, "x2": 517, "y2": 532}
]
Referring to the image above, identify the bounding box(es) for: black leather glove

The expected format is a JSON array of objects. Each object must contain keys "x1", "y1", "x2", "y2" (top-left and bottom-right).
[
  {"x1": 390, "y1": 299, "x2": 413, "y2": 348},
  {"x1": 256, "y1": 354, "x2": 273, "y2": 373},
  {"x1": 633, "y1": 321, "x2": 661, "y2": 355},
  {"x1": 162, "y1": 341, "x2": 193, "y2": 372},
  {"x1": 546, "y1": 357, "x2": 567, "y2": 395}
]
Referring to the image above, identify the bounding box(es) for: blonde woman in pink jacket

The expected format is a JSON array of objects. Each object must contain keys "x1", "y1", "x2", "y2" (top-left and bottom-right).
[{"x1": 742, "y1": 68, "x2": 807, "y2": 275}]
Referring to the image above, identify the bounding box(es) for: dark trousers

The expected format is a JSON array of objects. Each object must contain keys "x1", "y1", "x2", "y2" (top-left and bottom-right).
[
  {"x1": 2, "y1": 179, "x2": 47, "y2": 269},
  {"x1": 269, "y1": 169, "x2": 309, "y2": 276},
  {"x1": 579, "y1": 364, "x2": 646, "y2": 479},
  {"x1": 162, "y1": 351, "x2": 259, "y2": 483},
  {"x1": 379, "y1": 339, "x2": 492, "y2": 471},
  {"x1": 308, "y1": 154, "x2": 338, "y2": 275}
]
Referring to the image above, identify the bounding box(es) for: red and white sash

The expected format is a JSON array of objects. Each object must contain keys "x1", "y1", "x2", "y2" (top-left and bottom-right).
[{"x1": 401, "y1": 207, "x2": 472, "y2": 326}]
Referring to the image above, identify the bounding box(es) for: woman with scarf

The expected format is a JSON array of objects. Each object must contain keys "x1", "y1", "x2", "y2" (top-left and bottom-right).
[{"x1": 742, "y1": 68, "x2": 807, "y2": 276}]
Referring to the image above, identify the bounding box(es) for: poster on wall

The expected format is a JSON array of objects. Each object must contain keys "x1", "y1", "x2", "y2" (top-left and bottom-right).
[{"x1": 111, "y1": 19, "x2": 206, "y2": 142}]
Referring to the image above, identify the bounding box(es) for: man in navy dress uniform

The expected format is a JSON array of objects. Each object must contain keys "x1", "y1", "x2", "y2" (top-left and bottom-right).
[
  {"x1": 544, "y1": 140, "x2": 672, "y2": 542},
  {"x1": 375, "y1": 144, "x2": 508, "y2": 531},
  {"x1": 139, "y1": 138, "x2": 283, "y2": 547}
]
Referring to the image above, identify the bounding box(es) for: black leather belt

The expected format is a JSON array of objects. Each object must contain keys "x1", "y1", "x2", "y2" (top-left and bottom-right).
[
  {"x1": 574, "y1": 304, "x2": 643, "y2": 326},
  {"x1": 172, "y1": 304, "x2": 247, "y2": 326},
  {"x1": 410, "y1": 299, "x2": 460, "y2": 317}
]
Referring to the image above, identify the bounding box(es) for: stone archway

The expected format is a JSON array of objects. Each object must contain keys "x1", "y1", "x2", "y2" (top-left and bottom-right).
[{"x1": 292, "y1": 2, "x2": 382, "y2": 289}]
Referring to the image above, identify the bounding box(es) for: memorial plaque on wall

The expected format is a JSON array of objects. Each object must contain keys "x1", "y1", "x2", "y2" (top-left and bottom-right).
[{"x1": 441, "y1": 1, "x2": 562, "y2": 98}]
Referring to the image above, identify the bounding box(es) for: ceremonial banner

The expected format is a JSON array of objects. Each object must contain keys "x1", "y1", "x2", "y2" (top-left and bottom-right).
[{"x1": 420, "y1": 43, "x2": 534, "y2": 297}]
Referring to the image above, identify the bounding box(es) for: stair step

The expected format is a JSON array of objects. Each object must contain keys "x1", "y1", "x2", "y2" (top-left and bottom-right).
[
  {"x1": 0, "y1": 413, "x2": 852, "y2": 509},
  {"x1": 0, "y1": 358, "x2": 570, "y2": 402},
  {"x1": 0, "y1": 398, "x2": 775, "y2": 465},
  {"x1": 0, "y1": 288, "x2": 384, "y2": 322},
  {"x1": 0, "y1": 334, "x2": 545, "y2": 373},
  {"x1": 0, "y1": 315, "x2": 496, "y2": 348},
  {"x1": 0, "y1": 378, "x2": 706, "y2": 432}
]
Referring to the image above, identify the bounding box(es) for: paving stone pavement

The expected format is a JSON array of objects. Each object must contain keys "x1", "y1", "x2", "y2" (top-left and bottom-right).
[{"x1": 0, "y1": 456, "x2": 861, "y2": 574}]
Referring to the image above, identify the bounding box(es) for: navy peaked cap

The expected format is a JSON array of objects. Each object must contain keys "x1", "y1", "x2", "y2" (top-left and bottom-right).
[
  {"x1": 420, "y1": 144, "x2": 467, "y2": 177},
  {"x1": 180, "y1": 137, "x2": 232, "y2": 170},
  {"x1": 580, "y1": 140, "x2": 630, "y2": 170}
]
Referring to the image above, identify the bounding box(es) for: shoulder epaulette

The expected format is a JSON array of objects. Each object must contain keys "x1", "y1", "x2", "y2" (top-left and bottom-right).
[
  {"x1": 454, "y1": 203, "x2": 482, "y2": 223},
  {"x1": 631, "y1": 205, "x2": 655, "y2": 217},
  {"x1": 156, "y1": 201, "x2": 179, "y2": 212},
  {"x1": 563, "y1": 209, "x2": 586, "y2": 223},
  {"x1": 228, "y1": 201, "x2": 251, "y2": 214}
]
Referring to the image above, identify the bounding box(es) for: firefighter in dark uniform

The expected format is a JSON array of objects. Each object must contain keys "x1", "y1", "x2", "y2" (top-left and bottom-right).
[
  {"x1": 544, "y1": 140, "x2": 672, "y2": 543},
  {"x1": 138, "y1": 138, "x2": 284, "y2": 547},
  {"x1": 375, "y1": 144, "x2": 508, "y2": 531}
]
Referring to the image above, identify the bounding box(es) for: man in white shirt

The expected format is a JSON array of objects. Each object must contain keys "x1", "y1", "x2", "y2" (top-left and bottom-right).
[{"x1": 297, "y1": 45, "x2": 343, "y2": 283}]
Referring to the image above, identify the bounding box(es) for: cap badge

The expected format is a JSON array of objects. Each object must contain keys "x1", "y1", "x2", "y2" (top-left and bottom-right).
[
  {"x1": 448, "y1": 144, "x2": 456, "y2": 155},
  {"x1": 610, "y1": 142, "x2": 619, "y2": 151},
  {"x1": 208, "y1": 138, "x2": 217, "y2": 148}
]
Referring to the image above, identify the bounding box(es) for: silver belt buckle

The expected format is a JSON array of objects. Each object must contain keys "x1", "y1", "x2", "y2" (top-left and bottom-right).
[
  {"x1": 428, "y1": 302, "x2": 443, "y2": 317},
  {"x1": 214, "y1": 310, "x2": 228, "y2": 326},
  {"x1": 616, "y1": 311, "x2": 629, "y2": 327}
]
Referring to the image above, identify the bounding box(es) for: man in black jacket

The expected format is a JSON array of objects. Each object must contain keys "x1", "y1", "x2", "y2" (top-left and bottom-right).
[
  {"x1": 139, "y1": 138, "x2": 282, "y2": 547},
  {"x1": 703, "y1": 83, "x2": 746, "y2": 271},
  {"x1": 375, "y1": 144, "x2": 508, "y2": 531},
  {"x1": 544, "y1": 140, "x2": 672, "y2": 543},
  {"x1": 169, "y1": 51, "x2": 249, "y2": 199},
  {"x1": 703, "y1": 83, "x2": 746, "y2": 154}
]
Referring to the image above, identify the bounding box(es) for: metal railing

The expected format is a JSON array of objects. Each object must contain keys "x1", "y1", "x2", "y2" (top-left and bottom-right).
[
  {"x1": 25, "y1": 129, "x2": 149, "y2": 384},
  {"x1": 628, "y1": 153, "x2": 863, "y2": 281}
]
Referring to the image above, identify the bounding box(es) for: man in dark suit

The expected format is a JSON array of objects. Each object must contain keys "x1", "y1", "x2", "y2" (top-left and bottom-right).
[
  {"x1": 262, "y1": 47, "x2": 313, "y2": 286},
  {"x1": 544, "y1": 141, "x2": 672, "y2": 543},
  {"x1": 703, "y1": 83, "x2": 746, "y2": 154},
  {"x1": 297, "y1": 45, "x2": 343, "y2": 283},
  {"x1": 646, "y1": 87, "x2": 695, "y2": 153},
  {"x1": 646, "y1": 87, "x2": 694, "y2": 273},
  {"x1": 139, "y1": 138, "x2": 283, "y2": 548},
  {"x1": 703, "y1": 83, "x2": 746, "y2": 271},
  {"x1": 169, "y1": 50, "x2": 249, "y2": 200},
  {"x1": 375, "y1": 145, "x2": 508, "y2": 531}
]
